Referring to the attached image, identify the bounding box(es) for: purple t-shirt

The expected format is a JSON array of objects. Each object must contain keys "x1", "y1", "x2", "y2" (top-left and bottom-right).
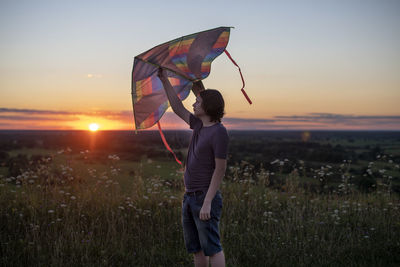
[{"x1": 184, "y1": 113, "x2": 229, "y2": 193}]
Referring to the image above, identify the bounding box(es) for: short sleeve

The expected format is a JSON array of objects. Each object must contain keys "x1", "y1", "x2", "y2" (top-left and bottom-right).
[
  {"x1": 212, "y1": 126, "x2": 229, "y2": 159},
  {"x1": 189, "y1": 113, "x2": 202, "y2": 131}
]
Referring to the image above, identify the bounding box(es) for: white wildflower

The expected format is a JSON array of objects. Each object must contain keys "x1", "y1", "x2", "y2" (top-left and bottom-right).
[{"x1": 270, "y1": 159, "x2": 279, "y2": 165}]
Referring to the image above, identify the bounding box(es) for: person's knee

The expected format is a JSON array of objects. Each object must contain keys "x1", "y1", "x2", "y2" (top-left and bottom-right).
[
  {"x1": 209, "y1": 249, "x2": 224, "y2": 257},
  {"x1": 194, "y1": 250, "x2": 207, "y2": 258}
]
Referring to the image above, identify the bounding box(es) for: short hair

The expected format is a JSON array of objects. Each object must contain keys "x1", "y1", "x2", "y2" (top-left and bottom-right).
[{"x1": 199, "y1": 89, "x2": 225, "y2": 123}]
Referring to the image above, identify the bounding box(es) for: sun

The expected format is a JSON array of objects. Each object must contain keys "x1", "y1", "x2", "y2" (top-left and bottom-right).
[{"x1": 89, "y1": 123, "x2": 99, "y2": 132}]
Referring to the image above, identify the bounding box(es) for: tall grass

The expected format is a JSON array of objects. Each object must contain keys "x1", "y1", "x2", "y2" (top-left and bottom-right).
[{"x1": 1, "y1": 150, "x2": 399, "y2": 266}]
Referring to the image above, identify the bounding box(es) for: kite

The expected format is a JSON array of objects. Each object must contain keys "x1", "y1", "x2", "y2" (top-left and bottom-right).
[{"x1": 131, "y1": 26, "x2": 251, "y2": 165}]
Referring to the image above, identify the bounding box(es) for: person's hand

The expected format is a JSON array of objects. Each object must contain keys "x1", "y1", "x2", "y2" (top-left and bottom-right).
[
  {"x1": 199, "y1": 202, "x2": 211, "y2": 221},
  {"x1": 192, "y1": 81, "x2": 205, "y2": 96}
]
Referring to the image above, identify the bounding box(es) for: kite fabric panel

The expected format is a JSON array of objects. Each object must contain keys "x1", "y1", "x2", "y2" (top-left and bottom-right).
[{"x1": 131, "y1": 27, "x2": 231, "y2": 130}]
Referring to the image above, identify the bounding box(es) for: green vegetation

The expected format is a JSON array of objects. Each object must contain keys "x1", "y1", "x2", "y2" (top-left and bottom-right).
[{"x1": 1, "y1": 149, "x2": 399, "y2": 266}]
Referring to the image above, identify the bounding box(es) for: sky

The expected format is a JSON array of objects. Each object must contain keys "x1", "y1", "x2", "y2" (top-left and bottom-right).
[{"x1": 0, "y1": 0, "x2": 399, "y2": 130}]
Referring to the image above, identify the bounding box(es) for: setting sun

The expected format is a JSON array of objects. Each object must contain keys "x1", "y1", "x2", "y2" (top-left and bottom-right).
[{"x1": 89, "y1": 123, "x2": 99, "y2": 131}]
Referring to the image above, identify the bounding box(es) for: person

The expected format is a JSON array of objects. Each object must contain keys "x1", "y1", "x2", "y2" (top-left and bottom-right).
[{"x1": 158, "y1": 68, "x2": 229, "y2": 267}]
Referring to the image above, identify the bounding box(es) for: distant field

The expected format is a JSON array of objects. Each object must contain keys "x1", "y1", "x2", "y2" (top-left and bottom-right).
[{"x1": 1, "y1": 130, "x2": 399, "y2": 194}]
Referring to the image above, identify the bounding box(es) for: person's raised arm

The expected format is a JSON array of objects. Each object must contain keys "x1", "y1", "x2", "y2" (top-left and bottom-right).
[{"x1": 157, "y1": 68, "x2": 191, "y2": 125}]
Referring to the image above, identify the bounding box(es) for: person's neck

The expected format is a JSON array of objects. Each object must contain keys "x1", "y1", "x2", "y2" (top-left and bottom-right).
[{"x1": 199, "y1": 115, "x2": 217, "y2": 127}]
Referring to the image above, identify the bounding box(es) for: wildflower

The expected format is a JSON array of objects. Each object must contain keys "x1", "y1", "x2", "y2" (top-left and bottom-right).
[
  {"x1": 108, "y1": 154, "x2": 120, "y2": 161},
  {"x1": 270, "y1": 159, "x2": 279, "y2": 165},
  {"x1": 48, "y1": 210, "x2": 55, "y2": 214},
  {"x1": 70, "y1": 196, "x2": 76, "y2": 200},
  {"x1": 60, "y1": 204, "x2": 67, "y2": 208}
]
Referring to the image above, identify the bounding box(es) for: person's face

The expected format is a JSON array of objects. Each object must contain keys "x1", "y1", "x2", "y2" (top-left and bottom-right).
[{"x1": 192, "y1": 95, "x2": 205, "y2": 116}]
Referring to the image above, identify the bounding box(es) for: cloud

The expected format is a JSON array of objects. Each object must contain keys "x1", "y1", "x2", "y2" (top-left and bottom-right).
[
  {"x1": 0, "y1": 108, "x2": 399, "y2": 130},
  {"x1": 87, "y1": 74, "x2": 102, "y2": 78},
  {"x1": 274, "y1": 113, "x2": 400, "y2": 127},
  {"x1": 223, "y1": 118, "x2": 276, "y2": 124},
  {"x1": 0, "y1": 115, "x2": 80, "y2": 121},
  {"x1": 0, "y1": 108, "x2": 74, "y2": 115},
  {"x1": 0, "y1": 108, "x2": 126, "y2": 119}
]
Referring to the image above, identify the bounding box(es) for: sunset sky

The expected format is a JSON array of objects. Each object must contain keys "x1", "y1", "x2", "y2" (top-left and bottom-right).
[{"x1": 1, "y1": 0, "x2": 399, "y2": 130}]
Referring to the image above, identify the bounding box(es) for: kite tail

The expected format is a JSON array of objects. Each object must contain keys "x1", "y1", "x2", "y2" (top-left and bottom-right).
[
  {"x1": 157, "y1": 121, "x2": 183, "y2": 167},
  {"x1": 224, "y1": 49, "x2": 252, "y2": 105}
]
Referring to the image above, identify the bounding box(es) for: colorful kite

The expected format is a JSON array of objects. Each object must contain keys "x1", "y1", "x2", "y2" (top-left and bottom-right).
[{"x1": 131, "y1": 26, "x2": 251, "y2": 165}]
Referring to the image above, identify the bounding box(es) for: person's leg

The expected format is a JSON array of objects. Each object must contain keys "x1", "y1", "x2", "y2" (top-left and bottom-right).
[
  {"x1": 182, "y1": 194, "x2": 203, "y2": 255},
  {"x1": 209, "y1": 250, "x2": 225, "y2": 267},
  {"x1": 193, "y1": 191, "x2": 224, "y2": 266},
  {"x1": 194, "y1": 250, "x2": 209, "y2": 267}
]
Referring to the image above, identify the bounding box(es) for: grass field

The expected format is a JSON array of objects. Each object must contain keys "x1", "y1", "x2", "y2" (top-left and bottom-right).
[{"x1": 1, "y1": 148, "x2": 399, "y2": 266}]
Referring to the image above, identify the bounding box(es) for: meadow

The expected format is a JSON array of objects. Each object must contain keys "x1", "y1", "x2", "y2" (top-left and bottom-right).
[{"x1": 1, "y1": 130, "x2": 400, "y2": 266}]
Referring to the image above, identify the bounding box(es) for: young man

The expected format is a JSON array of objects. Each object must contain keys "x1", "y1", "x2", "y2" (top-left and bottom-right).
[{"x1": 158, "y1": 68, "x2": 228, "y2": 267}]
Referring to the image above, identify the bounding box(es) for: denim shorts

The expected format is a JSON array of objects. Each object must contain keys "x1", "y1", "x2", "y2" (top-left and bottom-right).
[{"x1": 181, "y1": 190, "x2": 223, "y2": 256}]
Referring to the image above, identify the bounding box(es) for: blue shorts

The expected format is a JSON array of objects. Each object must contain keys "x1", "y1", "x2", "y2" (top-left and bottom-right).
[{"x1": 181, "y1": 190, "x2": 223, "y2": 256}]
